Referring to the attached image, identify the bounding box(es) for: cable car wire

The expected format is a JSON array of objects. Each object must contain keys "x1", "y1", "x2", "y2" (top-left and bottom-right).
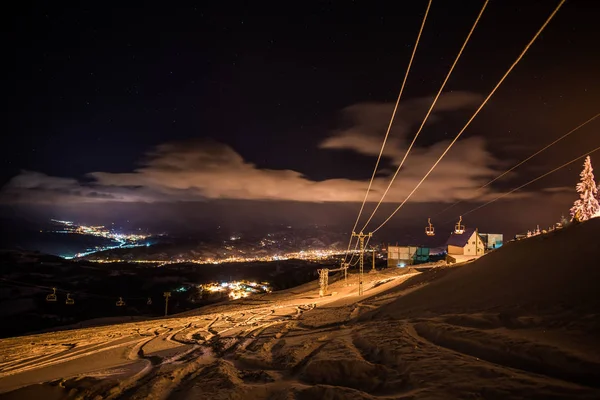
[
  {"x1": 360, "y1": 0, "x2": 489, "y2": 232},
  {"x1": 343, "y1": 0, "x2": 432, "y2": 262},
  {"x1": 348, "y1": 236, "x2": 373, "y2": 267},
  {"x1": 346, "y1": 234, "x2": 364, "y2": 266},
  {"x1": 0, "y1": 277, "x2": 147, "y2": 302},
  {"x1": 368, "y1": 0, "x2": 567, "y2": 234},
  {"x1": 435, "y1": 112, "x2": 600, "y2": 217},
  {"x1": 450, "y1": 144, "x2": 600, "y2": 220}
]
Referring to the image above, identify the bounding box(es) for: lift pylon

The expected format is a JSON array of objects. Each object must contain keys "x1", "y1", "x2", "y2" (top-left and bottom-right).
[
  {"x1": 318, "y1": 268, "x2": 329, "y2": 297},
  {"x1": 352, "y1": 231, "x2": 372, "y2": 296},
  {"x1": 371, "y1": 248, "x2": 376, "y2": 272},
  {"x1": 318, "y1": 263, "x2": 349, "y2": 297}
]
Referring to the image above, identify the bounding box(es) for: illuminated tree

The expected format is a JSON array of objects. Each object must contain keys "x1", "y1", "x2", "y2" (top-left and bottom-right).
[
  {"x1": 570, "y1": 156, "x2": 599, "y2": 222},
  {"x1": 597, "y1": 179, "x2": 600, "y2": 218}
]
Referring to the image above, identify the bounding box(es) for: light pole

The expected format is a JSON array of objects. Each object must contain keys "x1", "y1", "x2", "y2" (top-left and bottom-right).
[{"x1": 163, "y1": 292, "x2": 171, "y2": 316}]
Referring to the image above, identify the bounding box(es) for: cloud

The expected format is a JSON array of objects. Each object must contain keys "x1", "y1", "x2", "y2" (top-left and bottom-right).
[
  {"x1": 1, "y1": 170, "x2": 148, "y2": 203},
  {"x1": 1, "y1": 92, "x2": 545, "y2": 205},
  {"x1": 320, "y1": 91, "x2": 483, "y2": 162}
]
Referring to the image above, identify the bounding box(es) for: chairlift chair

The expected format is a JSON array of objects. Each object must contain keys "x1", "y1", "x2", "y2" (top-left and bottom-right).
[
  {"x1": 65, "y1": 293, "x2": 75, "y2": 305},
  {"x1": 116, "y1": 297, "x2": 126, "y2": 307},
  {"x1": 46, "y1": 287, "x2": 57, "y2": 302},
  {"x1": 454, "y1": 216, "x2": 465, "y2": 234},
  {"x1": 425, "y1": 218, "x2": 435, "y2": 236}
]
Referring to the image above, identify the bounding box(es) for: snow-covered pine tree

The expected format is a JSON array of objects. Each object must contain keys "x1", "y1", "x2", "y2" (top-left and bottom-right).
[
  {"x1": 596, "y1": 177, "x2": 600, "y2": 218},
  {"x1": 570, "y1": 156, "x2": 600, "y2": 221}
]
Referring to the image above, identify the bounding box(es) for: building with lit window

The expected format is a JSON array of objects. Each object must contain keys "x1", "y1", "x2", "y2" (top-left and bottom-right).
[
  {"x1": 387, "y1": 245, "x2": 430, "y2": 267},
  {"x1": 446, "y1": 228, "x2": 485, "y2": 263},
  {"x1": 478, "y1": 233, "x2": 503, "y2": 250}
]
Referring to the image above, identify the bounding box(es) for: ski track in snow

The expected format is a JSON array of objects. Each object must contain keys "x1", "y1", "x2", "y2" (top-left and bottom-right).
[{"x1": 1, "y1": 259, "x2": 599, "y2": 399}]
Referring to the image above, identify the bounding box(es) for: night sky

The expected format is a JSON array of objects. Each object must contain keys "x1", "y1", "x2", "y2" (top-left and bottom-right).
[{"x1": 2, "y1": 0, "x2": 599, "y2": 239}]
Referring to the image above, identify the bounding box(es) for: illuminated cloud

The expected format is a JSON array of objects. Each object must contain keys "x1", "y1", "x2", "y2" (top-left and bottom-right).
[
  {"x1": 320, "y1": 91, "x2": 484, "y2": 162},
  {"x1": 0, "y1": 92, "x2": 546, "y2": 205},
  {"x1": 1, "y1": 170, "x2": 148, "y2": 203}
]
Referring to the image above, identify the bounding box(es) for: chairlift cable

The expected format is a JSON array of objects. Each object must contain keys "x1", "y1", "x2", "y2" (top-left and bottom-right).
[
  {"x1": 349, "y1": 236, "x2": 373, "y2": 267},
  {"x1": 343, "y1": 0, "x2": 432, "y2": 262},
  {"x1": 0, "y1": 277, "x2": 147, "y2": 302},
  {"x1": 435, "y1": 112, "x2": 600, "y2": 217},
  {"x1": 448, "y1": 144, "x2": 600, "y2": 220},
  {"x1": 369, "y1": 0, "x2": 567, "y2": 234},
  {"x1": 346, "y1": 236, "x2": 361, "y2": 266},
  {"x1": 360, "y1": 0, "x2": 489, "y2": 232}
]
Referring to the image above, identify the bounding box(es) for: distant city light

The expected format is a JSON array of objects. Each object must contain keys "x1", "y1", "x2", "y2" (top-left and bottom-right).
[
  {"x1": 84, "y1": 247, "x2": 355, "y2": 266},
  {"x1": 198, "y1": 280, "x2": 272, "y2": 300},
  {"x1": 50, "y1": 220, "x2": 357, "y2": 264},
  {"x1": 49, "y1": 219, "x2": 150, "y2": 259}
]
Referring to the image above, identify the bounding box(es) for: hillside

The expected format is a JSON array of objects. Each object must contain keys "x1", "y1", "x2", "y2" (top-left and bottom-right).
[
  {"x1": 377, "y1": 218, "x2": 600, "y2": 320},
  {"x1": 0, "y1": 252, "x2": 332, "y2": 338},
  {"x1": 1, "y1": 220, "x2": 599, "y2": 399},
  {"x1": 83, "y1": 228, "x2": 347, "y2": 262}
]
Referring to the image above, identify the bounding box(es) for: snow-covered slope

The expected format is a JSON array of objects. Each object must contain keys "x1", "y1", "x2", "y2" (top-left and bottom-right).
[
  {"x1": 1, "y1": 221, "x2": 599, "y2": 399},
  {"x1": 376, "y1": 218, "x2": 600, "y2": 321}
]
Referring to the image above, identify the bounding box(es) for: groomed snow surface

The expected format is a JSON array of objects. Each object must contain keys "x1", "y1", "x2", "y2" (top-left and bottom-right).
[{"x1": 1, "y1": 219, "x2": 600, "y2": 399}]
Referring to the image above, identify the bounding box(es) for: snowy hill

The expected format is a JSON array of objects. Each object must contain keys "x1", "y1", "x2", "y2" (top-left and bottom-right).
[
  {"x1": 377, "y1": 218, "x2": 600, "y2": 321},
  {"x1": 0, "y1": 220, "x2": 599, "y2": 399}
]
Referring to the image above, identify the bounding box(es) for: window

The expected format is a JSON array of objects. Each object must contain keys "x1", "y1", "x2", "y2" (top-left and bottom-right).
[{"x1": 471, "y1": 241, "x2": 475, "y2": 244}]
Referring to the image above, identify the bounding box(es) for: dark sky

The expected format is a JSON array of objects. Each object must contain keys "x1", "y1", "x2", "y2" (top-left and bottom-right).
[{"x1": 2, "y1": 0, "x2": 599, "y2": 239}]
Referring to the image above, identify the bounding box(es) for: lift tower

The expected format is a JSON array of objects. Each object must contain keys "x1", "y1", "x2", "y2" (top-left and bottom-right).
[
  {"x1": 163, "y1": 292, "x2": 171, "y2": 316},
  {"x1": 318, "y1": 262, "x2": 349, "y2": 297},
  {"x1": 352, "y1": 231, "x2": 372, "y2": 296},
  {"x1": 371, "y1": 248, "x2": 376, "y2": 272}
]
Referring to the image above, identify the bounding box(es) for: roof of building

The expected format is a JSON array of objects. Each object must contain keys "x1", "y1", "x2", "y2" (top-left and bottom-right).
[{"x1": 446, "y1": 227, "x2": 477, "y2": 247}]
